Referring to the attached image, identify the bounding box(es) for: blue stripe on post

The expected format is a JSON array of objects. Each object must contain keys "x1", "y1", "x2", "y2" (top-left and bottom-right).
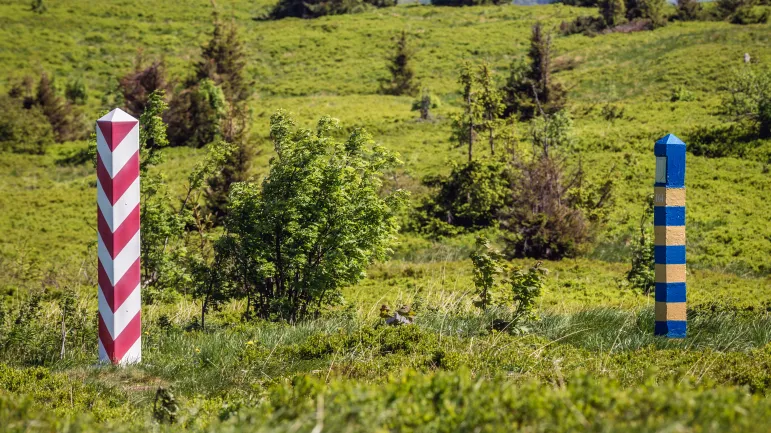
[
  {"x1": 653, "y1": 206, "x2": 685, "y2": 226},
  {"x1": 655, "y1": 321, "x2": 687, "y2": 338},
  {"x1": 654, "y1": 245, "x2": 686, "y2": 264},
  {"x1": 655, "y1": 282, "x2": 686, "y2": 302}
]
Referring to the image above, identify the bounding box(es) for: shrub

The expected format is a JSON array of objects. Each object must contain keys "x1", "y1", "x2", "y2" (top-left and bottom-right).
[
  {"x1": 626, "y1": 196, "x2": 655, "y2": 295},
  {"x1": 675, "y1": 0, "x2": 703, "y2": 21},
  {"x1": 560, "y1": 16, "x2": 605, "y2": 36},
  {"x1": 502, "y1": 23, "x2": 566, "y2": 120},
  {"x1": 599, "y1": 0, "x2": 626, "y2": 27},
  {"x1": 414, "y1": 158, "x2": 513, "y2": 236},
  {"x1": 64, "y1": 78, "x2": 87, "y2": 105},
  {"x1": 215, "y1": 111, "x2": 407, "y2": 322},
  {"x1": 381, "y1": 30, "x2": 419, "y2": 97},
  {"x1": 118, "y1": 59, "x2": 171, "y2": 118},
  {"x1": 470, "y1": 236, "x2": 503, "y2": 310},
  {"x1": 500, "y1": 112, "x2": 613, "y2": 260},
  {"x1": 722, "y1": 65, "x2": 771, "y2": 139},
  {"x1": 167, "y1": 79, "x2": 227, "y2": 148},
  {"x1": 411, "y1": 88, "x2": 441, "y2": 120},
  {"x1": 269, "y1": 0, "x2": 396, "y2": 19},
  {"x1": 0, "y1": 96, "x2": 55, "y2": 155}
]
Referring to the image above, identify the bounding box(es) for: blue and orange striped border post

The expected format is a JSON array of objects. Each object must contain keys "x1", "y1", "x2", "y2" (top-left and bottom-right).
[{"x1": 653, "y1": 134, "x2": 686, "y2": 338}]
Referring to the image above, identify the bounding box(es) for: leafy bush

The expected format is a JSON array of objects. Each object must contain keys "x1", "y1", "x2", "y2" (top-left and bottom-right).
[
  {"x1": 675, "y1": 0, "x2": 703, "y2": 21},
  {"x1": 167, "y1": 79, "x2": 227, "y2": 148},
  {"x1": 414, "y1": 158, "x2": 513, "y2": 236},
  {"x1": 501, "y1": 112, "x2": 613, "y2": 260},
  {"x1": 722, "y1": 64, "x2": 771, "y2": 139},
  {"x1": 269, "y1": 0, "x2": 396, "y2": 19},
  {"x1": 214, "y1": 111, "x2": 407, "y2": 322},
  {"x1": 559, "y1": 15, "x2": 606, "y2": 36},
  {"x1": 64, "y1": 78, "x2": 87, "y2": 105},
  {"x1": 119, "y1": 59, "x2": 171, "y2": 118},
  {"x1": 411, "y1": 88, "x2": 441, "y2": 120},
  {"x1": 670, "y1": 85, "x2": 695, "y2": 102},
  {"x1": 626, "y1": 196, "x2": 655, "y2": 295},
  {"x1": 0, "y1": 96, "x2": 55, "y2": 155},
  {"x1": 432, "y1": 0, "x2": 507, "y2": 6}
]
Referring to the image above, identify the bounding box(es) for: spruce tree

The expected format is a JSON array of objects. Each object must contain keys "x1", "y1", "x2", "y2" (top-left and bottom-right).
[
  {"x1": 119, "y1": 58, "x2": 171, "y2": 118},
  {"x1": 35, "y1": 73, "x2": 74, "y2": 142},
  {"x1": 382, "y1": 31, "x2": 419, "y2": 96},
  {"x1": 599, "y1": 0, "x2": 627, "y2": 27},
  {"x1": 502, "y1": 23, "x2": 566, "y2": 120},
  {"x1": 195, "y1": 13, "x2": 250, "y2": 105}
]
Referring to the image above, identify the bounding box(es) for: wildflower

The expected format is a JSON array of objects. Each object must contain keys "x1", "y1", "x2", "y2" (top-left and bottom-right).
[
  {"x1": 246, "y1": 340, "x2": 255, "y2": 346},
  {"x1": 195, "y1": 347, "x2": 201, "y2": 354}
]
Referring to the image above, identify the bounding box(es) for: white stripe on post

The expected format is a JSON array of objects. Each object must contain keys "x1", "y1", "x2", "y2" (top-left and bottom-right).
[{"x1": 96, "y1": 108, "x2": 142, "y2": 365}]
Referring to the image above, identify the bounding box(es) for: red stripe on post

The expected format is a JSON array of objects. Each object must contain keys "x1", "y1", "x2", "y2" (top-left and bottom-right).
[
  {"x1": 98, "y1": 258, "x2": 141, "y2": 312},
  {"x1": 98, "y1": 204, "x2": 140, "y2": 259},
  {"x1": 99, "y1": 311, "x2": 141, "y2": 364},
  {"x1": 97, "y1": 151, "x2": 139, "y2": 205},
  {"x1": 97, "y1": 120, "x2": 138, "y2": 151}
]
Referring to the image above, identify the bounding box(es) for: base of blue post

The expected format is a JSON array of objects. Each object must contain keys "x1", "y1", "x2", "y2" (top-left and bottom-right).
[{"x1": 655, "y1": 321, "x2": 686, "y2": 338}]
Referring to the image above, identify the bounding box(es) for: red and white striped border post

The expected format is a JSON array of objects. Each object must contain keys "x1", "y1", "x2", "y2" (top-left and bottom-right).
[{"x1": 96, "y1": 108, "x2": 141, "y2": 365}]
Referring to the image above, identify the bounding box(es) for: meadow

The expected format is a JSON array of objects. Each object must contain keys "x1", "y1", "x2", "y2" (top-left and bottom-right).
[{"x1": 1, "y1": 0, "x2": 771, "y2": 430}]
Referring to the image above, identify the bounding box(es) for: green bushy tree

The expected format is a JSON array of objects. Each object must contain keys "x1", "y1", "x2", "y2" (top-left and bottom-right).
[
  {"x1": 0, "y1": 95, "x2": 55, "y2": 155},
  {"x1": 676, "y1": 0, "x2": 703, "y2": 21},
  {"x1": 599, "y1": 0, "x2": 627, "y2": 27},
  {"x1": 722, "y1": 64, "x2": 771, "y2": 139},
  {"x1": 167, "y1": 79, "x2": 227, "y2": 148},
  {"x1": 412, "y1": 88, "x2": 440, "y2": 120},
  {"x1": 470, "y1": 236, "x2": 503, "y2": 311},
  {"x1": 64, "y1": 78, "x2": 87, "y2": 106},
  {"x1": 416, "y1": 159, "x2": 512, "y2": 236},
  {"x1": 30, "y1": 0, "x2": 47, "y2": 14},
  {"x1": 214, "y1": 111, "x2": 407, "y2": 322}
]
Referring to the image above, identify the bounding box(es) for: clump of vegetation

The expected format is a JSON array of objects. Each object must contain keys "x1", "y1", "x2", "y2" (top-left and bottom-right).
[
  {"x1": 675, "y1": 0, "x2": 703, "y2": 21},
  {"x1": 4, "y1": 72, "x2": 84, "y2": 146},
  {"x1": 30, "y1": 0, "x2": 47, "y2": 14},
  {"x1": 269, "y1": 0, "x2": 396, "y2": 19},
  {"x1": 470, "y1": 236, "x2": 546, "y2": 329},
  {"x1": 211, "y1": 111, "x2": 407, "y2": 323},
  {"x1": 381, "y1": 30, "x2": 419, "y2": 96},
  {"x1": 503, "y1": 23, "x2": 566, "y2": 120},
  {"x1": 0, "y1": 95, "x2": 55, "y2": 155},
  {"x1": 500, "y1": 111, "x2": 613, "y2": 260},
  {"x1": 716, "y1": 0, "x2": 769, "y2": 24},
  {"x1": 626, "y1": 196, "x2": 655, "y2": 295},
  {"x1": 64, "y1": 78, "x2": 87, "y2": 106},
  {"x1": 689, "y1": 64, "x2": 771, "y2": 159},
  {"x1": 411, "y1": 88, "x2": 440, "y2": 120},
  {"x1": 722, "y1": 64, "x2": 771, "y2": 139},
  {"x1": 414, "y1": 158, "x2": 512, "y2": 236},
  {"x1": 119, "y1": 56, "x2": 171, "y2": 118},
  {"x1": 432, "y1": 0, "x2": 508, "y2": 6}
]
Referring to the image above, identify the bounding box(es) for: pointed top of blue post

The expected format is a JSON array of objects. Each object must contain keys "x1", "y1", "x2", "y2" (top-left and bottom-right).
[{"x1": 656, "y1": 134, "x2": 685, "y2": 146}]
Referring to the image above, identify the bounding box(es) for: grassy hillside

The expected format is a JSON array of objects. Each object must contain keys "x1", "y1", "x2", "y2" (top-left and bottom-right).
[{"x1": 1, "y1": 0, "x2": 771, "y2": 430}]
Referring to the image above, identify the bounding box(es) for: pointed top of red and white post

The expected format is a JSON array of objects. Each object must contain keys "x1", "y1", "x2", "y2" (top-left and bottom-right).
[{"x1": 98, "y1": 108, "x2": 138, "y2": 123}]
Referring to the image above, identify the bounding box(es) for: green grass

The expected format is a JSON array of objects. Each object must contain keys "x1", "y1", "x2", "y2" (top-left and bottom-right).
[{"x1": 2, "y1": 0, "x2": 771, "y2": 430}]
